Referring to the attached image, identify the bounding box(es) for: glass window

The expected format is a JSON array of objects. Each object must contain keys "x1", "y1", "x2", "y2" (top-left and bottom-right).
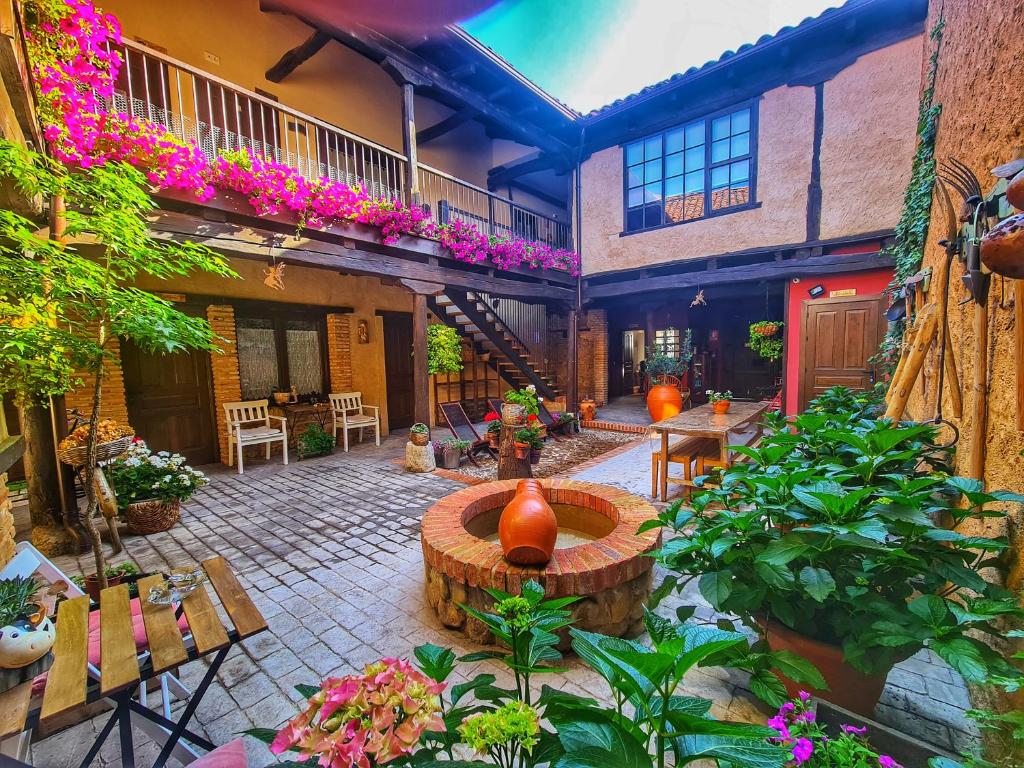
[
  {"x1": 624, "y1": 104, "x2": 755, "y2": 232},
  {"x1": 654, "y1": 328, "x2": 682, "y2": 358},
  {"x1": 237, "y1": 314, "x2": 326, "y2": 400}
]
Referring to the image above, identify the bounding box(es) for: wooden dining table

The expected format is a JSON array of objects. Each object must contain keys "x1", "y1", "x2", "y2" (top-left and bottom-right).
[
  {"x1": 0, "y1": 556, "x2": 267, "y2": 768},
  {"x1": 650, "y1": 400, "x2": 769, "y2": 501}
]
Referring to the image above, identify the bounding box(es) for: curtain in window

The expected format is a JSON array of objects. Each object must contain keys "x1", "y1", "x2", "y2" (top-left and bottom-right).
[
  {"x1": 237, "y1": 318, "x2": 279, "y2": 399},
  {"x1": 284, "y1": 319, "x2": 323, "y2": 396}
]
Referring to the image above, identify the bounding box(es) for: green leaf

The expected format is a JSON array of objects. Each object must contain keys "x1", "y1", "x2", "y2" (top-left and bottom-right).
[
  {"x1": 521, "y1": 579, "x2": 547, "y2": 606},
  {"x1": 798, "y1": 567, "x2": 836, "y2": 602},
  {"x1": 550, "y1": 709, "x2": 652, "y2": 768},
  {"x1": 293, "y1": 684, "x2": 320, "y2": 700},
  {"x1": 756, "y1": 537, "x2": 809, "y2": 567},
  {"x1": 770, "y1": 650, "x2": 828, "y2": 690},
  {"x1": 673, "y1": 734, "x2": 789, "y2": 768},
  {"x1": 931, "y1": 638, "x2": 988, "y2": 683},
  {"x1": 698, "y1": 571, "x2": 733, "y2": 608},
  {"x1": 413, "y1": 643, "x2": 456, "y2": 682},
  {"x1": 649, "y1": 575, "x2": 678, "y2": 609},
  {"x1": 243, "y1": 727, "x2": 280, "y2": 746},
  {"x1": 907, "y1": 594, "x2": 951, "y2": 629}
]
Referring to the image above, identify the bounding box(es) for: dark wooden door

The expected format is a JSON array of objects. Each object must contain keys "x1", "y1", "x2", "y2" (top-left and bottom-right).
[
  {"x1": 122, "y1": 341, "x2": 216, "y2": 465},
  {"x1": 381, "y1": 312, "x2": 415, "y2": 430},
  {"x1": 799, "y1": 294, "x2": 885, "y2": 410}
]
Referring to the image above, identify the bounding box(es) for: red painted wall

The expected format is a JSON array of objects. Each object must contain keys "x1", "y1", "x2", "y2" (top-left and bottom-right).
[{"x1": 784, "y1": 266, "x2": 893, "y2": 414}]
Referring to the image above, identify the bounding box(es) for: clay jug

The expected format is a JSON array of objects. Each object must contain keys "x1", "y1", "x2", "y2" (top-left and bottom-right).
[
  {"x1": 647, "y1": 384, "x2": 683, "y2": 422},
  {"x1": 499, "y1": 480, "x2": 557, "y2": 565}
]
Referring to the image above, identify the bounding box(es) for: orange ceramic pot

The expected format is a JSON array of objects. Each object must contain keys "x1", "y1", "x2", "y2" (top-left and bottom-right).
[
  {"x1": 712, "y1": 399, "x2": 731, "y2": 414},
  {"x1": 499, "y1": 479, "x2": 557, "y2": 565},
  {"x1": 647, "y1": 384, "x2": 683, "y2": 421},
  {"x1": 761, "y1": 619, "x2": 888, "y2": 717},
  {"x1": 580, "y1": 399, "x2": 597, "y2": 421}
]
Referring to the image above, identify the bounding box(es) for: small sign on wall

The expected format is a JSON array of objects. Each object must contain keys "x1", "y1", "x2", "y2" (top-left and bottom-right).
[
  {"x1": 156, "y1": 292, "x2": 186, "y2": 303},
  {"x1": 829, "y1": 288, "x2": 857, "y2": 298}
]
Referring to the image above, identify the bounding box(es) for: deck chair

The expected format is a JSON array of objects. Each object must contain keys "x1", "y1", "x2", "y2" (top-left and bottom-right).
[
  {"x1": 486, "y1": 398, "x2": 504, "y2": 419},
  {"x1": 0, "y1": 543, "x2": 198, "y2": 764},
  {"x1": 537, "y1": 401, "x2": 570, "y2": 440},
  {"x1": 439, "y1": 402, "x2": 496, "y2": 466}
]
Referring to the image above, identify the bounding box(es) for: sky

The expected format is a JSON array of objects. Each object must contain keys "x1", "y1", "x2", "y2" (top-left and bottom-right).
[{"x1": 460, "y1": 0, "x2": 844, "y2": 113}]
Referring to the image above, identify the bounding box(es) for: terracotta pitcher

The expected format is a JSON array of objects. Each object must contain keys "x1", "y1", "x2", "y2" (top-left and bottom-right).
[{"x1": 499, "y1": 480, "x2": 557, "y2": 565}]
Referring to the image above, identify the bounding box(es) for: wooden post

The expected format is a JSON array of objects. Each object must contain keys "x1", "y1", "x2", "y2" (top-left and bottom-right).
[
  {"x1": 497, "y1": 422, "x2": 531, "y2": 480},
  {"x1": 566, "y1": 309, "x2": 579, "y2": 413},
  {"x1": 400, "y1": 82, "x2": 420, "y2": 207},
  {"x1": 401, "y1": 280, "x2": 443, "y2": 430},
  {"x1": 968, "y1": 298, "x2": 989, "y2": 479}
]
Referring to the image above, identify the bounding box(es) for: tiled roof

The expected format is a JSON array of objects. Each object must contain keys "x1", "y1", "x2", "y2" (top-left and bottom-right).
[{"x1": 580, "y1": 0, "x2": 857, "y2": 120}]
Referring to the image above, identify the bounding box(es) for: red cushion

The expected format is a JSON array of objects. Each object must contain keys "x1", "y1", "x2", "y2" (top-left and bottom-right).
[
  {"x1": 191, "y1": 739, "x2": 248, "y2": 767},
  {"x1": 32, "y1": 597, "x2": 191, "y2": 695}
]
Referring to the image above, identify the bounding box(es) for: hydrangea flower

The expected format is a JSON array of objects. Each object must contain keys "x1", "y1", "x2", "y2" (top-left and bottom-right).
[{"x1": 458, "y1": 701, "x2": 539, "y2": 758}]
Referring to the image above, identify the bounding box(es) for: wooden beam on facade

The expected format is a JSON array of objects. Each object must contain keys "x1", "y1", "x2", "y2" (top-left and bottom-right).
[
  {"x1": 584, "y1": 251, "x2": 894, "y2": 301},
  {"x1": 417, "y1": 107, "x2": 477, "y2": 144},
  {"x1": 265, "y1": 30, "x2": 331, "y2": 83},
  {"x1": 509, "y1": 179, "x2": 566, "y2": 210},
  {"x1": 488, "y1": 155, "x2": 557, "y2": 187}
]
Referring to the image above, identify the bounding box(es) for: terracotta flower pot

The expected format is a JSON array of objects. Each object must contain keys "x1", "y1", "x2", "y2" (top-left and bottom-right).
[
  {"x1": 761, "y1": 619, "x2": 889, "y2": 717},
  {"x1": 83, "y1": 574, "x2": 125, "y2": 603},
  {"x1": 647, "y1": 383, "x2": 683, "y2": 421},
  {"x1": 498, "y1": 479, "x2": 557, "y2": 565},
  {"x1": 712, "y1": 399, "x2": 731, "y2": 414},
  {"x1": 580, "y1": 399, "x2": 597, "y2": 421},
  {"x1": 513, "y1": 441, "x2": 530, "y2": 460}
]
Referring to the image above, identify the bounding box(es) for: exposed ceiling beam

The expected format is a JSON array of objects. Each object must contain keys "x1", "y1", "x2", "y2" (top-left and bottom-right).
[
  {"x1": 509, "y1": 179, "x2": 566, "y2": 210},
  {"x1": 446, "y1": 62, "x2": 477, "y2": 80},
  {"x1": 265, "y1": 30, "x2": 331, "y2": 83},
  {"x1": 488, "y1": 154, "x2": 559, "y2": 186},
  {"x1": 417, "y1": 107, "x2": 478, "y2": 144}
]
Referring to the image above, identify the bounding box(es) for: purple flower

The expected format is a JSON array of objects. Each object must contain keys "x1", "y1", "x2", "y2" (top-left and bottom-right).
[
  {"x1": 779, "y1": 701, "x2": 795, "y2": 715},
  {"x1": 795, "y1": 710, "x2": 816, "y2": 724},
  {"x1": 798, "y1": 691, "x2": 811, "y2": 702},
  {"x1": 879, "y1": 756, "x2": 902, "y2": 768},
  {"x1": 791, "y1": 737, "x2": 814, "y2": 764},
  {"x1": 841, "y1": 724, "x2": 869, "y2": 736}
]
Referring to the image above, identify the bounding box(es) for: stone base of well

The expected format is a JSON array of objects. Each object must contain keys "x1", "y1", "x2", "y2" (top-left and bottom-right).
[{"x1": 420, "y1": 478, "x2": 662, "y2": 645}]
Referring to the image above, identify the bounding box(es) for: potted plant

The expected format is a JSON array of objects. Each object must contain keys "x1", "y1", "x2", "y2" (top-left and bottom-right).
[
  {"x1": 0, "y1": 577, "x2": 55, "y2": 670},
  {"x1": 107, "y1": 440, "x2": 208, "y2": 535},
  {"x1": 748, "y1": 321, "x2": 784, "y2": 362},
  {"x1": 502, "y1": 386, "x2": 538, "y2": 425},
  {"x1": 436, "y1": 437, "x2": 470, "y2": 469},
  {"x1": 706, "y1": 389, "x2": 733, "y2": 413},
  {"x1": 645, "y1": 387, "x2": 1024, "y2": 716},
  {"x1": 296, "y1": 423, "x2": 335, "y2": 459},
  {"x1": 77, "y1": 562, "x2": 141, "y2": 603},
  {"x1": 483, "y1": 411, "x2": 501, "y2": 449},
  {"x1": 515, "y1": 426, "x2": 544, "y2": 464},
  {"x1": 645, "y1": 329, "x2": 693, "y2": 421},
  {"x1": 409, "y1": 423, "x2": 430, "y2": 447},
  {"x1": 512, "y1": 428, "x2": 533, "y2": 460}
]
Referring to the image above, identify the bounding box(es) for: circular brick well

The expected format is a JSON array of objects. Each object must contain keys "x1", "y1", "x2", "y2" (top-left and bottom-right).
[{"x1": 421, "y1": 479, "x2": 662, "y2": 644}]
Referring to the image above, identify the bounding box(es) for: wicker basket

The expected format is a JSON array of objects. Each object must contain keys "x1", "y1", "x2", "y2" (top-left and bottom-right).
[
  {"x1": 125, "y1": 499, "x2": 181, "y2": 535},
  {"x1": 410, "y1": 430, "x2": 429, "y2": 447},
  {"x1": 57, "y1": 435, "x2": 133, "y2": 468}
]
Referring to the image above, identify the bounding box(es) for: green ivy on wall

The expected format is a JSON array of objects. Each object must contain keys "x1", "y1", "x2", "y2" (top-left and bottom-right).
[{"x1": 876, "y1": 17, "x2": 945, "y2": 372}]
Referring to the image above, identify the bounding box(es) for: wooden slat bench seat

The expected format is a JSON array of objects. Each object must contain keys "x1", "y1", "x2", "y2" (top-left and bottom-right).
[{"x1": 652, "y1": 435, "x2": 718, "y2": 499}]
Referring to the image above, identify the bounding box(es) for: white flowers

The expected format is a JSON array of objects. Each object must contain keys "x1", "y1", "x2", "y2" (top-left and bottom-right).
[{"x1": 111, "y1": 440, "x2": 208, "y2": 505}]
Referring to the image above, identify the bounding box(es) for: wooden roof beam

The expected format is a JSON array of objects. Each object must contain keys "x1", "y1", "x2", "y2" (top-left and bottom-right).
[
  {"x1": 488, "y1": 154, "x2": 559, "y2": 187},
  {"x1": 265, "y1": 30, "x2": 331, "y2": 83},
  {"x1": 417, "y1": 107, "x2": 477, "y2": 144}
]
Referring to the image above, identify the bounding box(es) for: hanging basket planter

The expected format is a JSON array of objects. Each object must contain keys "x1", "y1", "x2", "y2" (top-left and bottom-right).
[{"x1": 747, "y1": 321, "x2": 784, "y2": 361}]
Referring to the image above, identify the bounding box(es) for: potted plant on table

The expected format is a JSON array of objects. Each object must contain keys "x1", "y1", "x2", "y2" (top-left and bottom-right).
[
  {"x1": 436, "y1": 437, "x2": 470, "y2": 469},
  {"x1": 409, "y1": 423, "x2": 430, "y2": 447},
  {"x1": 107, "y1": 440, "x2": 208, "y2": 535},
  {"x1": 0, "y1": 577, "x2": 55, "y2": 670},
  {"x1": 644, "y1": 329, "x2": 693, "y2": 421},
  {"x1": 644, "y1": 388, "x2": 1024, "y2": 716},
  {"x1": 483, "y1": 411, "x2": 501, "y2": 449},
  {"x1": 511, "y1": 428, "x2": 535, "y2": 460},
  {"x1": 706, "y1": 389, "x2": 733, "y2": 414},
  {"x1": 74, "y1": 562, "x2": 141, "y2": 602}
]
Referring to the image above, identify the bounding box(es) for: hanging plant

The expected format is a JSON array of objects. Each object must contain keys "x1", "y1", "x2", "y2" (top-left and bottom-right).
[
  {"x1": 747, "y1": 321, "x2": 784, "y2": 361},
  {"x1": 426, "y1": 324, "x2": 463, "y2": 375}
]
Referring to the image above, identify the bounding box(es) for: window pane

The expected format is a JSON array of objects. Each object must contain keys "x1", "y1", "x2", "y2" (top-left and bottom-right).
[
  {"x1": 684, "y1": 170, "x2": 704, "y2": 194},
  {"x1": 665, "y1": 128, "x2": 684, "y2": 154},
  {"x1": 711, "y1": 138, "x2": 730, "y2": 163},
  {"x1": 644, "y1": 159, "x2": 661, "y2": 182},
  {"x1": 626, "y1": 141, "x2": 643, "y2": 166},
  {"x1": 644, "y1": 135, "x2": 662, "y2": 160},
  {"x1": 731, "y1": 132, "x2": 749, "y2": 158},
  {"x1": 285, "y1": 319, "x2": 322, "y2": 396},
  {"x1": 643, "y1": 204, "x2": 662, "y2": 228},
  {"x1": 627, "y1": 166, "x2": 642, "y2": 187},
  {"x1": 644, "y1": 182, "x2": 662, "y2": 203},
  {"x1": 684, "y1": 121, "x2": 704, "y2": 148},
  {"x1": 684, "y1": 146, "x2": 704, "y2": 171},
  {"x1": 711, "y1": 115, "x2": 730, "y2": 140},
  {"x1": 237, "y1": 318, "x2": 279, "y2": 400},
  {"x1": 628, "y1": 187, "x2": 643, "y2": 207},
  {"x1": 665, "y1": 176, "x2": 683, "y2": 197},
  {"x1": 730, "y1": 159, "x2": 750, "y2": 183},
  {"x1": 731, "y1": 109, "x2": 750, "y2": 133},
  {"x1": 626, "y1": 207, "x2": 644, "y2": 231},
  {"x1": 711, "y1": 165, "x2": 729, "y2": 189},
  {"x1": 665, "y1": 152, "x2": 683, "y2": 178}
]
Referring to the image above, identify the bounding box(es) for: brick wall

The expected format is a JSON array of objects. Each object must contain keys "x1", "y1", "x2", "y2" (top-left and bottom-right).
[
  {"x1": 207, "y1": 305, "x2": 242, "y2": 464},
  {"x1": 64, "y1": 335, "x2": 129, "y2": 425},
  {"x1": 578, "y1": 309, "x2": 608, "y2": 406},
  {"x1": 326, "y1": 313, "x2": 353, "y2": 393}
]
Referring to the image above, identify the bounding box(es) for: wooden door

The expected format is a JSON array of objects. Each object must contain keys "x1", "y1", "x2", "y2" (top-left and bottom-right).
[
  {"x1": 381, "y1": 312, "x2": 415, "y2": 430},
  {"x1": 122, "y1": 341, "x2": 216, "y2": 465},
  {"x1": 799, "y1": 294, "x2": 885, "y2": 411}
]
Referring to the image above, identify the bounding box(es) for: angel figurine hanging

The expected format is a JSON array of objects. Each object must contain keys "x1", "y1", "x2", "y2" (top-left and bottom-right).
[{"x1": 263, "y1": 260, "x2": 286, "y2": 291}]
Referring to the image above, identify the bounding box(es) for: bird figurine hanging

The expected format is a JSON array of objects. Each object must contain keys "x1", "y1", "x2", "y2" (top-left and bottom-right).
[{"x1": 263, "y1": 260, "x2": 286, "y2": 291}]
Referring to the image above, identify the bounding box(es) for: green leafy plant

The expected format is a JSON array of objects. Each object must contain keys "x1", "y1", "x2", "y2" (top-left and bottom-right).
[
  {"x1": 504, "y1": 386, "x2": 539, "y2": 417},
  {"x1": 645, "y1": 329, "x2": 693, "y2": 384},
  {"x1": 411, "y1": 423, "x2": 429, "y2": 435},
  {"x1": 747, "y1": 321, "x2": 784, "y2": 362},
  {"x1": 438, "y1": 437, "x2": 470, "y2": 452},
  {"x1": 704, "y1": 389, "x2": 733, "y2": 403},
  {"x1": 296, "y1": 423, "x2": 335, "y2": 457},
  {"x1": 645, "y1": 387, "x2": 1024, "y2": 692},
  {"x1": 428, "y1": 324, "x2": 464, "y2": 375},
  {"x1": 0, "y1": 577, "x2": 41, "y2": 626},
  {"x1": 514, "y1": 426, "x2": 543, "y2": 450},
  {"x1": 107, "y1": 439, "x2": 208, "y2": 507}
]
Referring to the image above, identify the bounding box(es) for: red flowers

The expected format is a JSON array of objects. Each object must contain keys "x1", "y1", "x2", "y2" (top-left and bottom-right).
[{"x1": 484, "y1": 411, "x2": 501, "y2": 422}]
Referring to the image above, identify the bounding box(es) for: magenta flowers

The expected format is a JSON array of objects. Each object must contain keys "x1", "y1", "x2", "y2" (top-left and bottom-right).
[{"x1": 26, "y1": 0, "x2": 581, "y2": 277}]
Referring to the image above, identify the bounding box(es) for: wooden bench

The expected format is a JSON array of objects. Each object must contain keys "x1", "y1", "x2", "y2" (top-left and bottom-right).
[{"x1": 652, "y1": 435, "x2": 719, "y2": 500}]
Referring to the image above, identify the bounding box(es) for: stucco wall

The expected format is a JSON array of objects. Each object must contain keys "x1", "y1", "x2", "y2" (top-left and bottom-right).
[
  {"x1": 818, "y1": 36, "x2": 924, "y2": 240},
  {"x1": 580, "y1": 84, "x2": 815, "y2": 276}
]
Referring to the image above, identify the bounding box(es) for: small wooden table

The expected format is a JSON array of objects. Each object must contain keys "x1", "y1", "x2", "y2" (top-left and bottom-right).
[
  {"x1": 269, "y1": 402, "x2": 333, "y2": 448},
  {"x1": 651, "y1": 401, "x2": 769, "y2": 501},
  {"x1": 0, "y1": 556, "x2": 266, "y2": 768}
]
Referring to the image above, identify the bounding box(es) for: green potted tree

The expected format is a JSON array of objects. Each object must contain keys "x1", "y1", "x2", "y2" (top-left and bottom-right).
[
  {"x1": 644, "y1": 387, "x2": 1024, "y2": 716},
  {"x1": 645, "y1": 329, "x2": 693, "y2": 421}
]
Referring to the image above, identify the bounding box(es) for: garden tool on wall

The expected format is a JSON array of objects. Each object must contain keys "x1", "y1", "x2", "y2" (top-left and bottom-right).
[{"x1": 928, "y1": 180, "x2": 963, "y2": 446}]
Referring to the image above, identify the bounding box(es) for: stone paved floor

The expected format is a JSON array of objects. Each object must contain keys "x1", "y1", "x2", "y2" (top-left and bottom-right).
[
  {"x1": 23, "y1": 434, "x2": 975, "y2": 765},
  {"x1": 596, "y1": 394, "x2": 651, "y2": 425}
]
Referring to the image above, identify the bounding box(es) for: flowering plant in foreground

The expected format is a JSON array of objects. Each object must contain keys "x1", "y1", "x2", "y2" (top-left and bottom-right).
[
  {"x1": 106, "y1": 439, "x2": 208, "y2": 508},
  {"x1": 267, "y1": 658, "x2": 445, "y2": 767},
  {"x1": 768, "y1": 692, "x2": 902, "y2": 768},
  {"x1": 23, "y1": 0, "x2": 581, "y2": 276}
]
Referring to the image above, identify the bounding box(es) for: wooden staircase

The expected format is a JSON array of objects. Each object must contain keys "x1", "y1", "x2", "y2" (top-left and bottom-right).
[{"x1": 428, "y1": 289, "x2": 559, "y2": 400}]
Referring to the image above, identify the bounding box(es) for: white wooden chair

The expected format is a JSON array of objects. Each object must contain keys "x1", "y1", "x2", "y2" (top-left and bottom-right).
[
  {"x1": 223, "y1": 399, "x2": 288, "y2": 474},
  {"x1": 329, "y1": 392, "x2": 380, "y2": 452}
]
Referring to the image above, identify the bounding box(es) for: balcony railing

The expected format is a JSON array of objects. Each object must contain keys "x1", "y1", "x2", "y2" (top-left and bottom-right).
[{"x1": 108, "y1": 40, "x2": 572, "y2": 251}]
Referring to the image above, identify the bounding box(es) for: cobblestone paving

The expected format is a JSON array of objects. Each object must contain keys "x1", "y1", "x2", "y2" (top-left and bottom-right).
[{"x1": 27, "y1": 435, "x2": 975, "y2": 766}]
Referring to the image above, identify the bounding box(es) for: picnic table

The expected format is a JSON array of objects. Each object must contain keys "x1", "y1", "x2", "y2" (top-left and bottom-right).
[
  {"x1": 650, "y1": 400, "x2": 769, "y2": 501},
  {"x1": 0, "y1": 556, "x2": 266, "y2": 768}
]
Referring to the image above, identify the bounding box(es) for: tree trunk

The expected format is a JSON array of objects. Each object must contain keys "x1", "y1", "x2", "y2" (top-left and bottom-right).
[
  {"x1": 497, "y1": 423, "x2": 531, "y2": 480},
  {"x1": 20, "y1": 402, "x2": 62, "y2": 529},
  {"x1": 82, "y1": 364, "x2": 108, "y2": 588}
]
